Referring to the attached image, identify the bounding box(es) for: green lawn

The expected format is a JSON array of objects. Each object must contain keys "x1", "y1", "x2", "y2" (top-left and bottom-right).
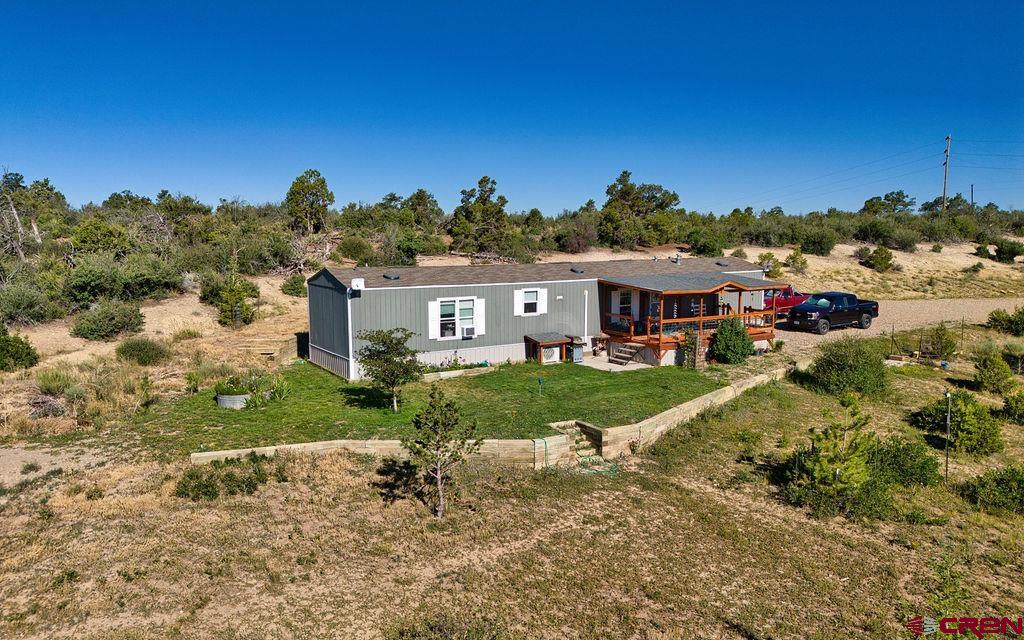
[{"x1": 135, "y1": 361, "x2": 721, "y2": 456}]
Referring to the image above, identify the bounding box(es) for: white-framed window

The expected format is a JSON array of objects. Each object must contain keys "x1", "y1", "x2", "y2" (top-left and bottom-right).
[
  {"x1": 514, "y1": 288, "x2": 547, "y2": 316},
  {"x1": 429, "y1": 296, "x2": 485, "y2": 340},
  {"x1": 439, "y1": 300, "x2": 457, "y2": 338},
  {"x1": 618, "y1": 289, "x2": 632, "y2": 311},
  {"x1": 523, "y1": 290, "x2": 538, "y2": 314}
]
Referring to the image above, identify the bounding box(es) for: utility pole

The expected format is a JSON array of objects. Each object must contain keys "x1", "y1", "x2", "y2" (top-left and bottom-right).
[
  {"x1": 970, "y1": 184, "x2": 974, "y2": 210},
  {"x1": 941, "y1": 134, "x2": 951, "y2": 211}
]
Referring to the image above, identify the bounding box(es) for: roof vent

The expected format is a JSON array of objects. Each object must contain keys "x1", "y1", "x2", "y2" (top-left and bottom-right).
[
  {"x1": 570, "y1": 266, "x2": 585, "y2": 274},
  {"x1": 715, "y1": 260, "x2": 729, "y2": 267},
  {"x1": 383, "y1": 272, "x2": 401, "y2": 281}
]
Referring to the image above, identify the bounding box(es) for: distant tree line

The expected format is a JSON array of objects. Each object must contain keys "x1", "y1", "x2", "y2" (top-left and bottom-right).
[{"x1": 1, "y1": 166, "x2": 1022, "y2": 328}]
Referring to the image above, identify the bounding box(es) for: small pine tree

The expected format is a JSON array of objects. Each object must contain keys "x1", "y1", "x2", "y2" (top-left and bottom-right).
[
  {"x1": 758, "y1": 252, "x2": 783, "y2": 279},
  {"x1": 355, "y1": 328, "x2": 423, "y2": 412},
  {"x1": 911, "y1": 390, "x2": 1004, "y2": 456},
  {"x1": 784, "y1": 247, "x2": 809, "y2": 274},
  {"x1": 865, "y1": 246, "x2": 894, "y2": 273},
  {"x1": 973, "y1": 343, "x2": 1017, "y2": 395},
  {"x1": 781, "y1": 398, "x2": 878, "y2": 518},
  {"x1": 402, "y1": 386, "x2": 482, "y2": 518},
  {"x1": 217, "y1": 255, "x2": 259, "y2": 327}
]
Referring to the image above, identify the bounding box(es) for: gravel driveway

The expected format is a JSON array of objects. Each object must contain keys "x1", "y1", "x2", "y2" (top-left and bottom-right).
[{"x1": 775, "y1": 297, "x2": 1024, "y2": 354}]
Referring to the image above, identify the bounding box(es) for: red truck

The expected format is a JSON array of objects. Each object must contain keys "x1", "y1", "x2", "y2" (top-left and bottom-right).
[{"x1": 763, "y1": 286, "x2": 810, "y2": 319}]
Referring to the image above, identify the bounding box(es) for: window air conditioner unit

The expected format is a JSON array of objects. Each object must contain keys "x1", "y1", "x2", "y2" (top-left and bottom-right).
[{"x1": 462, "y1": 326, "x2": 476, "y2": 339}]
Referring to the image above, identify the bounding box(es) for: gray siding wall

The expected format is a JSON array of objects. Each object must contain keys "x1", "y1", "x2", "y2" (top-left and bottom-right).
[
  {"x1": 308, "y1": 272, "x2": 350, "y2": 360},
  {"x1": 350, "y1": 280, "x2": 601, "y2": 361}
]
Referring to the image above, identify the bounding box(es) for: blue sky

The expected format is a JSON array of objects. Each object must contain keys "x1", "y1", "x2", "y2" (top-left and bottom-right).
[{"x1": 2, "y1": 1, "x2": 1022, "y2": 214}]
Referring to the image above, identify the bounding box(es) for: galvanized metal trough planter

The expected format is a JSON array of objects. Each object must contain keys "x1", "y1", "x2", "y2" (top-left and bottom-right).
[{"x1": 215, "y1": 393, "x2": 251, "y2": 410}]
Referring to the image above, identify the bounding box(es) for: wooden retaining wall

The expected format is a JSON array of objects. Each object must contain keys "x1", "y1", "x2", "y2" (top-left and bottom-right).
[{"x1": 190, "y1": 433, "x2": 573, "y2": 470}]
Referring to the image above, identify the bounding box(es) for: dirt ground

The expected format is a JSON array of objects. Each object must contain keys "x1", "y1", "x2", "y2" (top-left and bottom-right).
[
  {"x1": 420, "y1": 241, "x2": 1024, "y2": 300},
  {"x1": 11, "y1": 276, "x2": 308, "y2": 366},
  {"x1": 778, "y1": 296, "x2": 1024, "y2": 354}
]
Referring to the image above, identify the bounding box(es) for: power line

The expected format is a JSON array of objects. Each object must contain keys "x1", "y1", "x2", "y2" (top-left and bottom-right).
[
  {"x1": 957, "y1": 139, "x2": 1024, "y2": 145},
  {"x1": 955, "y1": 164, "x2": 1024, "y2": 171},
  {"x1": 770, "y1": 164, "x2": 942, "y2": 207},
  {"x1": 746, "y1": 152, "x2": 942, "y2": 206},
  {"x1": 736, "y1": 141, "x2": 937, "y2": 200},
  {"x1": 957, "y1": 152, "x2": 1024, "y2": 158}
]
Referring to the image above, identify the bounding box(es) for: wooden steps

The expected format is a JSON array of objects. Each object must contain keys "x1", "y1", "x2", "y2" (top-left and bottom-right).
[
  {"x1": 561, "y1": 423, "x2": 602, "y2": 463},
  {"x1": 608, "y1": 343, "x2": 644, "y2": 366}
]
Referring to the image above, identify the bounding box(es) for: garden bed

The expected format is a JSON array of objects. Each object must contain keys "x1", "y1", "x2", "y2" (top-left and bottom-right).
[{"x1": 134, "y1": 361, "x2": 721, "y2": 456}]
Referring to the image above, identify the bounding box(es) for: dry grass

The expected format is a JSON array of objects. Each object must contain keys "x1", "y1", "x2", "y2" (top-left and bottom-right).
[{"x1": 1, "y1": 355, "x2": 1021, "y2": 638}]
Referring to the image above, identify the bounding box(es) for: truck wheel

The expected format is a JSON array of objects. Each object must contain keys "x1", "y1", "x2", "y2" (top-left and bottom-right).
[
  {"x1": 859, "y1": 314, "x2": 872, "y2": 329},
  {"x1": 815, "y1": 319, "x2": 830, "y2": 335}
]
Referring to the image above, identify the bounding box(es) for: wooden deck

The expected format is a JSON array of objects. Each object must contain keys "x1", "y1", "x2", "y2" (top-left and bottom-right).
[{"x1": 603, "y1": 308, "x2": 778, "y2": 354}]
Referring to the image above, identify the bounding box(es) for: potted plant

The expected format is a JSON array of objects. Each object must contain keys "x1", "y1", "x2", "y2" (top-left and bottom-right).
[{"x1": 214, "y1": 375, "x2": 252, "y2": 410}]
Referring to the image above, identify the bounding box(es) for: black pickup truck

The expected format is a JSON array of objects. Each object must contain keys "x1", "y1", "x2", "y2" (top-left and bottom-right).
[{"x1": 786, "y1": 292, "x2": 879, "y2": 335}]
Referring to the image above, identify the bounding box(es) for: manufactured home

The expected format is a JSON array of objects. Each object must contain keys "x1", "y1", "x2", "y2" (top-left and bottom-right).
[{"x1": 307, "y1": 257, "x2": 785, "y2": 380}]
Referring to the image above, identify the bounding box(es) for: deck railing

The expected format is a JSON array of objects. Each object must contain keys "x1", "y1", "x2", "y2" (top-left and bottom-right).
[{"x1": 602, "y1": 308, "x2": 776, "y2": 345}]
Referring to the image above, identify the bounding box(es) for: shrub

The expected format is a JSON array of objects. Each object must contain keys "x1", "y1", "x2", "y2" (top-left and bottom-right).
[
  {"x1": 959, "y1": 465, "x2": 1024, "y2": 515},
  {"x1": 807, "y1": 336, "x2": 888, "y2": 396},
  {"x1": 280, "y1": 274, "x2": 307, "y2": 297},
  {"x1": 729, "y1": 247, "x2": 748, "y2": 259},
  {"x1": 868, "y1": 437, "x2": 941, "y2": 487},
  {"x1": 799, "y1": 227, "x2": 837, "y2": 256},
  {"x1": 0, "y1": 283, "x2": 53, "y2": 324},
  {"x1": 864, "y1": 246, "x2": 894, "y2": 273},
  {"x1": 171, "y1": 327, "x2": 202, "y2": 342},
  {"x1": 173, "y1": 452, "x2": 284, "y2": 501},
  {"x1": 35, "y1": 369, "x2": 75, "y2": 396},
  {"x1": 757, "y1": 252, "x2": 783, "y2": 278},
  {"x1": 889, "y1": 228, "x2": 920, "y2": 252},
  {"x1": 783, "y1": 247, "x2": 809, "y2": 274},
  {"x1": 963, "y1": 261, "x2": 985, "y2": 275},
  {"x1": 931, "y1": 243, "x2": 943, "y2": 253},
  {"x1": 335, "y1": 236, "x2": 375, "y2": 263},
  {"x1": 987, "y1": 307, "x2": 1024, "y2": 336},
  {"x1": 63, "y1": 252, "x2": 122, "y2": 305},
  {"x1": 973, "y1": 345, "x2": 1017, "y2": 395},
  {"x1": 0, "y1": 325, "x2": 40, "y2": 371},
  {"x1": 992, "y1": 237, "x2": 1024, "y2": 264},
  {"x1": 71, "y1": 300, "x2": 144, "y2": 340},
  {"x1": 988, "y1": 309, "x2": 1011, "y2": 332},
  {"x1": 1002, "y1": 391, "x2": 1024, "y2": 424},
  {"x1": 119, "y1": 253, "x2": 180, "y2": 300},
  {"x1": 116, "y1": 337, "x2": 172, "y2": 366},
  {"x1": 1004, "y1": 342, "x2": 1024, "y2": 375},
  {"x1": 910, "y1": 390, "x2": 1004, "y2": 456},
  {"x1": 707, "y1": 317, "x2": 755, "y2": 364},
  {"x1": 853, "y1": 245, "x2": 873, "y2": 261}
]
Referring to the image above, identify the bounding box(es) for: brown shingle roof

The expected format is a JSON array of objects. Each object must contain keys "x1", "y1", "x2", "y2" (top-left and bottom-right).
[{"x1": 324, "y1": 256, "x2": 763, "y2": 289}]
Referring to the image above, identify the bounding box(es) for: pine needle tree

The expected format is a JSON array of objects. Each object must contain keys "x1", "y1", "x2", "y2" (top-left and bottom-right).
[{"x1": 402, "y1": 386, "x2": 482, "y2": 518}]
